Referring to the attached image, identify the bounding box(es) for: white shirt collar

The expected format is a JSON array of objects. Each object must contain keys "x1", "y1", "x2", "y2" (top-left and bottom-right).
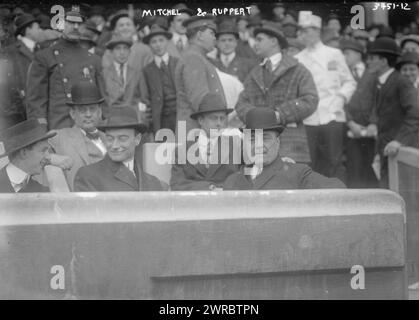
[
  {"x1": 414, "y1": 77, "x2": 419, "y2": 89},
  {"x1": 123, "y1": 158, "x2": 135, "y2": 172},
  {"x1": 378, "y1": 68, "x2": 395, "y2": 85},
  {"x1": 20, "y1": 36, "x2": 36, "y2": 52},
  {"x1": 220, "y1": 52, "x2": 236, "y2": 64},
  {"x1": 154, "y1": 53, "x2": 169, "y2": 67},
  {"x1": 6, "y1": 163, "x2": 30, "y2": 192},
  {"x1": 261, "y1": 52, "x2": 282, "y2": 70},
  {"x1": 114, "y1": 61, "x2": 127, "y2": 71}
]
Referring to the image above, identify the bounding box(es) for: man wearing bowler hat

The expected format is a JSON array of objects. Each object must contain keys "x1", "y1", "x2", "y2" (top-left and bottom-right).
[
  {"x1": 26, "y1": 6, "x2": 107, "y2": 130},
  {"x1": 175, "y1": 15, "x2": 226, "y2": 135},
  {"x1": 366, "y1": 36, "x2": 419, "y2": 187},
  {"x1": 48, "y1": 81, "x2": 107, "y2": 190},
  {"x1": 170, "y1": 93, "x2": 240, "y2": 191},
  {"x1": 0, "y1": 119, "x2": 55, "y2": 193},
  {"x1": 73, "y1": 107, "x2": 166, "y2": 192},
  {"x1": 236, "y1": 22, "x2": 318, "y2": 164},
  {"x1": 223, "y1": 108, "x2": 345, "y2": 190}
]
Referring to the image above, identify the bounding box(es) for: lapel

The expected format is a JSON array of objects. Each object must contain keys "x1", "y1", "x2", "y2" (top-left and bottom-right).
[
  {"x1": 206, "y1": 136, "x2": 230, "y2": 178},
  {"x1": 168, "y1": 56, "x2": 177, "y2": 79},
  {"x1": 125, "y1": 65, "x2": 135, "y2": 87},
  {"x1": 186, "y1": 139, "x2": 208, "y2": 177},
  {"x1": 270, "y1": 54, "x2": 297, "y2": 86},
  {"x1": 149, "y1": 61, "x2": 164, "y2": 95},
  {"x1": 70, "y1": 126, "x2": 103, "y2": 165},
  {"x1": 253, "y1": 157, "x2": 284, "y2": 189},
  {"x1": 0, "y1": 167, "x2": 14, "y2": 193},
  {"x1": 17, "y1": 40, "x2": 34, "y2": 61},
  {"x1": 110, "y1": 64, "x2": 124, "y2": 87},
  {"x1": 107, "y1": 156, "x2": 139, "y2": 190},
  {"x1": 377, "y1": 71, "x2": 397, "y2": 108}
]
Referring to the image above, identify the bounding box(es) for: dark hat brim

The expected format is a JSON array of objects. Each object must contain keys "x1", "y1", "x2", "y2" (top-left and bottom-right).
[
  {"x1": 216, "y1": 30, "x2": 239, "y2": 38},
  {"x1": 97, "y1": 123, "x2": 148, "y2": 133},
  {"x1": 143, "y1": 31, "x2": 173, "y2": 44},
  {"x1": 367, "y1": 48, "x2": 401, "y2": 56},
  {"x1": 254, "y1": 27, "x2": 288, "y2": 48},
  {"x1": 178, "y1": 8, "x2": 195, "y2": 16},
  {"x1": 66, "y1": 97, "x2": 105, "y2": 106},
  {"x1": 110, "y1": 12, "x2": 130, "y2": 30},
  {"x1": 239, "y1": 125, "x2": 285, "y2": 135},
  {"x1": 3, "y1": 131, "x2": 57, "y2": 156},
  {"x1": 396, "y1": 58, "x2": 419, "y2": 69},
  {"x1": 106, "y1": 39, "x2": 133, "y2": 50},
  {"x1": 190, "y1": 108, "x2": 234, "y2": 120},
  {"x1": 14, "y1": 17, "x2": 40, "y2": 36}
]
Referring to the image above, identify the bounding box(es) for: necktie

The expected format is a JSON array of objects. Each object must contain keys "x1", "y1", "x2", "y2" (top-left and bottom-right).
[
  {"x1": 119, "y1": 63, "x2": 125, "y2": 87},
  {"x1": 176, "y1": 38, "x2": 184, "y2": 52},
  {"x1": 263, "y1": 59, "x2": 273, "y2": 87},
  {"x1": 86, "y1": 130, "x2": 100, "y2": 140},
  {"x1": 160, "y1": 60, "x2": 169, "y2": 74},
  {"x1": 206, "y1": 142, "x2": 212, "y2": 168}
]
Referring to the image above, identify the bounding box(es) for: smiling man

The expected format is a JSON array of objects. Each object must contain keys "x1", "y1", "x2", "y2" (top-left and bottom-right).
[{"x1": 73, "y1": 107, "x2": 166, "y2": 192}]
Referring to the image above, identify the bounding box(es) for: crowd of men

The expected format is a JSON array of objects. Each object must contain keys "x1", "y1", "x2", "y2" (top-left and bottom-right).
[{"x1": 0, "y1": 3, "x2": 419, "y2": 194}]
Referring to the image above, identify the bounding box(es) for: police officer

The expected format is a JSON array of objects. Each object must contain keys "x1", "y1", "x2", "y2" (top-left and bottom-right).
[{"x1": 26, "y1": 7, "x2": 107, "y2": 130}]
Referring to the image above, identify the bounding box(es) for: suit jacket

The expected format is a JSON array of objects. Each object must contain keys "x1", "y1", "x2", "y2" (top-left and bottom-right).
[
  {"x1": 102, "y1": 41, "x2": 153, "y2": 72},
  {"x1": 48, "y1": 126, "x2": 106, "y2": 190},
  {"x1": 170, "y1": 136, "x2": 241, "y2": 190},
  {"x1": 103, "y1": 63, "x2": 142, "y2": 108},
  {"x1": 210, "y1": 54, "x2": 257, "y2": 83},
  {"x1": 139, "y1": 55, "x2": 179, "y2": 133},
  {"x1": 175, "y1": 44, "x2": 227, "y2": 134},
  {"x1": 236, "y1": 54, "x2": 319, "y2": 163},
  {"x1": 0, "y1": 167, "x2": 49, "y2": 193},
  {"x1": 26, "y1": 37, "x2": 108, "y2": 130},
  {"x1": 372, "y1": 71, "x2": 419, "y2": 155},
  {"x1": 223, "y1": 157, "x2": 346, "y2": 190},
  {"x1": 236, "y1": 40, "x2": 258, "y2": 60},
  {"x1": 73, "y1": 155, "x2": 166, "y2": 192}
]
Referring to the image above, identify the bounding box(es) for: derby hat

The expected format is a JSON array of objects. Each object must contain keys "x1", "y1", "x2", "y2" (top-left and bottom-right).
[
  {"x1": 396, "y1": 51, "x2": 419, "y2": 69},
  {"x1": 216, "y1": 22, "x2": 239, "y2": 38},
  {"x1": 254, "y1": 22, "x2": 288, "y2": 49},
  {"x1": 66, "y1": 81, "x2": 104, "y2": 106},
  {"x1": 367, "y1": 36, "x2": 401, "y2": 56},
  {"x1": 97, "y1": 107, "x2": 147, "y2": 133},
  {"x1": 106, "y1": 35, "x2": 133, "y2": 50},
  {"x1": 143, "y1": 24, "x2": 172, "y2": 44},
  {"x1": 340, "y1": 38, "x2": 365, "y2": 54},
  {"x1": 14, "y1": 13, "x2": 39, "y2": 36},
  {"x1": 173, "y1": 3, "x2": 195, "y2": 16},
  {"x1": 109, "y1": 9, "x2": 129, "y2": 31},
  {"x1": 241, "y1": 108, "x2": 284, "y2": 134},
  {"x1": 190, "y1": 93, "x2": 233, "y2": 120},
  {"x1": 183, "y1": 15, "x2": 217, "y2": 32},
  {"x1": 0, "y1": 119, "x2": 56, "y2": 157}
]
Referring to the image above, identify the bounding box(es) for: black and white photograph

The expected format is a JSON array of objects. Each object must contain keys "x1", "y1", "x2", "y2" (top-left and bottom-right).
[{"x1": 0, "y1": 0, "x2": 418, "y2": 306}]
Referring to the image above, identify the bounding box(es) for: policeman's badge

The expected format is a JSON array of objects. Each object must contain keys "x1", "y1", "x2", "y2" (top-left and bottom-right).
[
  {"x1": 0, "y1": 141, "x2": 5, "y2": 156},
  {"x1": 327, "y1": 60, "x2": 338, "y2": 71},
  {"x1": 82, "y1": 67, "x2": 91, "y2": 78},
  {"x1": 54, "y1": 50, "x2": 59, "y2": 56}
]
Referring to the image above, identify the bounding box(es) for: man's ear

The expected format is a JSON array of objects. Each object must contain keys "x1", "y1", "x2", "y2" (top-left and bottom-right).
[
  {"x1": 69, "y1": 108, "x2": 76, "y2": 121},
  {"x1": 134, "y1": 132, "x2": 142, "y2": 146}
]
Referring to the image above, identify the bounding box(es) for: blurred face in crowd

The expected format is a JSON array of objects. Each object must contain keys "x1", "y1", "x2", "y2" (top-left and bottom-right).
[
  {"x1": 327, "y1": 19, "x2": 341, "y2": 34},
  {"x1": 254, "y1": 32, "x2": 278, "y2": 58},
  {"x1": 343, "y1": 49, "x2": 362, "y2": 67},
  {"x1": 273, "y1": 6, "x2": 285, "y2": 20},
  {"x1": 286, "y1": 46, "x2": 301, "y2": 56},
  {"x1": 353, "y1": 36, "x2": 369, "y2": 49},
  {"x1": 63, "y1": 20, "x2": 81, "y2": 40},
  {"x1": 149, "y1": 35, "x2": 169, "y2": 57},
  {"x1": 402, "y1": 41, "x2": 419, "y2": 54},
  {"x1": 115, "y1": 17, "x2": 135, "y2": 39},
  {"x1": 248, "y1": 130, "x2": 280, "y2": 166},
  {"x1": 195, "y1": 27, "x2": 216, "y2": 52},
  {"x1": 17, "y1": 140, "x2": 51, "y2": 175},
  {"x1": 249, "y1": 5, "x2": 260, "y2": 16},
  {"x1": 25, "y1": 22, "x2": 43, "y2": 42},
  {"x1": 112, "y1": 44, "x2": 131, "y2": 64},
  {"x1": 366, "y1": 54, "x2": 387, "y2": 74},
  {"x1": 69, "y1": 104, "x2": 102, "y2": 132},
  {"x1": 237, "y1": 18, "x2": 248, "y2": 34},
  {"x1": 90, "y1": 15, "x2": 105, "y2": 32},
  {"x1": 400, "y1": 62, "x2": 419, "y2": 85},
  {"x1": 298, "y1": 27, "x2": 321, "y2": 47},
  {"x1": 171, "y1": 13, "x2": 190, "y2": 35},
  {"x1": 198, "y1": 111, "x2": 228, "y2": 137},
  {"x1": 217, "y1": 33, "x2": 238, "y2": 55},
  {"x1": 105, "y1": 128, "x2": 141, "y2": 162}
]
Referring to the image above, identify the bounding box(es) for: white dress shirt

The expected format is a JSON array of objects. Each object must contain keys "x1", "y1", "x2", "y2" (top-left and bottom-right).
[
  {"x1": 123, "y1": 158, "x2": 136, "y2": 176},
  {"x1": 154, "y1": 53, "x2": 169, "y2": 68},
  {"x1": 113, "y1": 61, "x2": 128, "y2": 87},
  {"x1": 296, "y1": 41, "x2": 357, "y2": 125},
  {"x1": 261, "y1": 52, "x2": 282, "y2": 72},
  {"x1": 6, "y1": 163, "x2": 30, "y2": 192},
  {"x1": 378, "y1": 68, "x2": 395, "y2": 85},
  {"x1": 81, "y1": 129, "x2": 107, "y2": 156},
  {"x1": 20, "y1": 36, "x2": 36, "y2": 52}
]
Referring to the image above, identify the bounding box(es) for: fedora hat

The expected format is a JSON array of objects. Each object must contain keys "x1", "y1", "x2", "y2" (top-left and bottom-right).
[
  {"x1": 0, "y1": 119, "x2": 56, "y2": 157},
  {"x1": 190, "y1": 93, "x2": 233, "y2": 120},
  {"x1": 340, "y1": 38, "x2": 365, "y2": 54},
  {"x1": 97, "y1": 107, "x2": 147, "y2": 133},
  {"x1": 66, "y1": 81, "x2": 104, "y2": 106},
  {"x1": 216, "y1": 22, "x2": 239, "y2": 39},
  {"x1": 254, "y1": 23, "x2": 288, "y2": 49},
  {"x1": 106, "y1": 35, "x2": 133, "y2": 50},
  {"x1": 173, "y1": 3, "x2": 194, "y2": 16},
  {"x1": 367, "y1": 36, "x2": 401, "y2": 56},
  {"x1": 396, "y1": 51, "x2": 419, "y2": 69},
  {"x1": 143, "y1": 24, "x2": 172, "y2": 44},
  {"x1": 109, "y1": 9, "x2": 129, "y2": 31},
  {"x1": 183, "y1": 15, "x2": 217, "y2": 32},
  {"x1": 241, "y1": 108, "x2": 284, "y2": 134},
  {"x1": 14, "y1": 13, "x2": 39, "y2": 36}
]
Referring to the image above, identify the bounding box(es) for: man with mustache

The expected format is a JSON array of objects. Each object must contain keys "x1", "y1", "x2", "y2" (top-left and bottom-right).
[{"x1": 26, "y1": 6, "x2": 107, "y2": 130}]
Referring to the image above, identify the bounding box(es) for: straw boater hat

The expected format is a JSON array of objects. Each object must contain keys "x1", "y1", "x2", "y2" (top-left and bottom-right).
[
  {"x1": 0, "y1": 119, "x2": 56, "y2": 157},
  {"x1": 66, "y1": 81, "x2": 104, "y2": 106},
  {"x1": 190, "y1": 93, "x2": 233, "y2": 120},
  {"x1": 143, "y1": 24, "x2": 172, "y2": 44},
  {"x1": 240, "y1": 108, "x2": 285, "y2": 135},
  {"x1": 97, "y1": 107, "x2": 147, "y2": 133}
]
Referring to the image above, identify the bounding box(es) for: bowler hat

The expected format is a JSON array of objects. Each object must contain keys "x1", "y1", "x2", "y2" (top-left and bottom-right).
[
  {"x1": 0, "y1": 119, "x2": 56, "y2": 157},
  {"x1": 241, "y1": 108, "x2": 284, "y2": 134},
  {"x1": 183, "y1": 15, "x2": 217, "y2": 32},
  {"x1": 109, "y1": 9, "x2": 129, "y2": 31},
  {"x1": 106, "y1": 35, "x2": 133, "y2": 50},
  {"x1": 396, "y1": 51, "x2": 419, "y2": 69},
  {"x1": 368, "y1": 36, "x2": 401, "y2": 56},
  {"x1": 97, "y1": 107, "x2": 147, "y2": 133},
  {"x1": 216, "y1": 22, "x2": 239, "y2": 38},
  {"x1": 340, "y1": 38, "x2": 365, "y2": 54},
  {"x1": 143, "y1": 24, "x2": 172, "y2": 44},
  {"x1": 190, "y1": 93, "x2": 233, "y2": 120},
  {"x1": 14, "y1": 13, "x2": 39, "y2": 36},
  {"x1": 254, "y1": 23, "x2": 288, "y2": 49},
  {"x1": 66, "y1": 81, "x2": 104, "y2": 106},
  {"x1": 173, "y1": 3, "x2": 195, "y2": 16}
]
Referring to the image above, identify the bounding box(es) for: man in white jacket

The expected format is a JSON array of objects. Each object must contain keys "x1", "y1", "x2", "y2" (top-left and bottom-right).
[{"x1": 295, "y1": 11, "x2": 356, "y2": 182}]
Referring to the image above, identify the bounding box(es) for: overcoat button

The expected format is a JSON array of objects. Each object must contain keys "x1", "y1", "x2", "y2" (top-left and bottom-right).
[
  {"x1": 67, "y1": 93, "x2": 72, "y2": 98},
  {"x1": 63, "y1": 78, "x2": 68, "y2": 83}
]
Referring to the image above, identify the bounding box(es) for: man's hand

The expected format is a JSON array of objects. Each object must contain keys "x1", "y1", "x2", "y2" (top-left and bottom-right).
[
  {"x1": 365, "y1": 124, "x2": 378, "y2": 138},
  {"x1": 209, "y1": 184, "x2": 223, "y2": 191},
  {"x1": 347, "y1": 120, "x2": 365, "y2": 139},
  {"x1": 384, "y1": 140, "x2": 402, "y2": 157},
  {"x1": 48, "y1": 154, "x2": 74, "y2": 171}
]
